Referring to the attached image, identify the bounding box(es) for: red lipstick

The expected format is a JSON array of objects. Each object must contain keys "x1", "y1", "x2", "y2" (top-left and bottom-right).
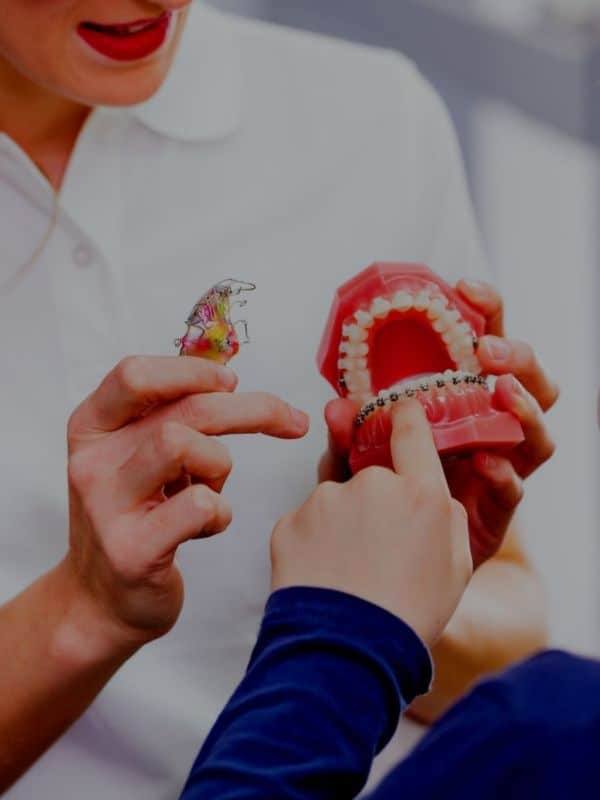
[{"x1": 77, "y1": 12, "x2": 172, "y2": 62}]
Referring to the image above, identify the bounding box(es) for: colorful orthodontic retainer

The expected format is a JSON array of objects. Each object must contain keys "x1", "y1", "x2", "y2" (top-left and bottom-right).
[
  {"x1": 317, "y1": 263, "x2": 525, "y2": 474},
  {"x1": 176, "y1": 279, "x2": 256, "y2": 365}
]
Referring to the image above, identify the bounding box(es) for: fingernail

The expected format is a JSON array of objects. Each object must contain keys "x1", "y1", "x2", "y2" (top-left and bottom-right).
[
  {"x1": 291, "y1": 407, "x2": 310, "y2": 431},
  {"x1": 217, "y1": 366, "x2": 238, "y2": 390},
  {"x1": 486, "y1": 337, "x2": 511, "y2": 362},
  {"x1": 460, "y1": 279, "x2": 488, "y2": 295},
  {"x1": 510, "y1": 375, "x2": 526, "y2": 398}
]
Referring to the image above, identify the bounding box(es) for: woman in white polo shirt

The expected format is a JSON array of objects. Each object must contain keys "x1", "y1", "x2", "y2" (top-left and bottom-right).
[{"x1": 0, "y1": 1, "x2": 558, "y2": 797}]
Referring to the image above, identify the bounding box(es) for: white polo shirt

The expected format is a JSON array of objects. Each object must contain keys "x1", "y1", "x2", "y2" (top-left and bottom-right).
[{"x1": 0, "y1": 4, "x2": 487, "y2": 797}]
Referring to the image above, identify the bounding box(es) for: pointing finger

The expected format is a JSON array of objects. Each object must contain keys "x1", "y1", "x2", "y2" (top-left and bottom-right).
[{"x1": 389, "y1": 400, "x2": 448, "y2": 494}]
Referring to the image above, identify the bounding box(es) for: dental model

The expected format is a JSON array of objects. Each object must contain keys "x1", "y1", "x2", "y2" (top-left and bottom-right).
[
  {"x1": 318, "y1": 263, "x2": 524, "y2": 474},
  {"x1": 176, "y1": 279, "x2": 256, "y2": 365}
]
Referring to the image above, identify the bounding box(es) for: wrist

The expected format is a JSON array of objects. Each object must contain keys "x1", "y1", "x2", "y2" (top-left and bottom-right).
[{"x1": 50, "y1": 558, "x2": 143, "y2": 673}]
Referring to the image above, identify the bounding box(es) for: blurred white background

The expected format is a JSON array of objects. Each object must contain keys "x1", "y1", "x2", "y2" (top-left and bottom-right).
[{"x1": 209, "y1": 0, "x2": 600, "y2": 655}]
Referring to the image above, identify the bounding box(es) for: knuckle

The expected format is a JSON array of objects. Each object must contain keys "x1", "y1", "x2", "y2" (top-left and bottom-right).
[
  {"x1": 155, "y1": 420, "x2": 187, "y2": 461},
  {"x1": 413, "y1": 474, "x2": 445, "y2": 505},
  {"x1": 191, "y1": 484, "x2": 218, "y2": 516},
  {"x1": 356, "y1": 465, "x2": 392, "y2": 489},
  {"x1": 115, "y1": 356, "x2": 149, "y2": 396},
  {"x1": 177, "y1": 394, "x2": 210, "y2": 429},
  {"x1": 105, "y1": 540, "x2": 142, "y2": 585},
  {"x1": 315, "y1": 480, "x2": 340, "y2": 503},
  {"x1": 450, "y1": 499, "x2": 469, "y2": 527},
  {"x1": 540, "y1": 436, "x2": 557, "y2": 465},
  {"x1": 541, "y1": 381, "x2": 560, "y2": 412},
  {"x1": 67, "y1": 451, "x2": 96, "y2": 493},
  {"x1": 66, "y1": 404, "x2": 84, "y2": 441},
  {"x1": 514, "y1": 339, "x2": 535, "y2": 370},
  {"x1": 513, "y1": 480, "x2": 525, "y2": 506},
  {"x1": 260, "y1": 393, "x2": 288, "y2": 425},
  {"x1": 211, "y1": 442, "x2": 233, "y2": 479}
]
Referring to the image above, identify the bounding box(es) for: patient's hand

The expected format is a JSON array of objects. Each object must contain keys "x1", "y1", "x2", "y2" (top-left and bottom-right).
[{"x1": 273, "y1": 401, "x2": 471, "y2": 648}]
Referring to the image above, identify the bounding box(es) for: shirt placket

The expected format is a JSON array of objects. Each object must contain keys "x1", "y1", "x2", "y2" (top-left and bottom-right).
[{"x1": 51, "y1": 109, "x2": 134, "y2": 406}]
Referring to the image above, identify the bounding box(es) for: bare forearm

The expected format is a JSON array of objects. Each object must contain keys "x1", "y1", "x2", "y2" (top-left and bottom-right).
[
  {"x1": 0, "y1": 558, "x2": 137, "y2": 792},
  {"x1": 410, "y1": 529, "x2": 548, "y2": 723}
]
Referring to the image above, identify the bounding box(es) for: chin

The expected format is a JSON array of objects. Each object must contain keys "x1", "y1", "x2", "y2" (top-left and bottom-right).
[
  {"x1": 88, "y1": 73, "x2": 169, "y2": 107},
  {"x1": 64, "y1": 60, "x2": 173, "y2": 108}
]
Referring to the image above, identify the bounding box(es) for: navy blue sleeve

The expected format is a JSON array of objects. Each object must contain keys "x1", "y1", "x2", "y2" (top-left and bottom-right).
[
  {"x1": 366, "y1": 650, "x2": 600, "y2": 800},
  {"x1": 181, "y1": 586, "x2": 433, "y2": 800}
]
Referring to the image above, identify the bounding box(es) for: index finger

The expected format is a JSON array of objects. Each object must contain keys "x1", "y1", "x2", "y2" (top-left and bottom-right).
[
  {"x1": 389, "y1": 400, "x2": 448, "y2": 492},
  {"x1": 70, "y1": 356, "x2": 238, "y2": 438}
]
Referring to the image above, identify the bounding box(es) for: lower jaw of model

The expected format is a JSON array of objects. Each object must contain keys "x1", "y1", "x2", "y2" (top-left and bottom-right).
[{"x1": 318, "y1": 264, "x2": 524, "y2": 475}]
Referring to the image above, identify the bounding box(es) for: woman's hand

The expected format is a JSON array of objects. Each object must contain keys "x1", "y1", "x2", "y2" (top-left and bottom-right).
[
  {"x1": 448, "y1": 279, "x2": 558, "y2": 566},
  {"x1": 65, "y1": 355, "x2": 310, "y2": 654},
  {"x1": 273, "y1": 401, "x2": 471, "y2": 648},
  {"x1": 0, "y1": 355, "x2": 309, "y2": 790}
]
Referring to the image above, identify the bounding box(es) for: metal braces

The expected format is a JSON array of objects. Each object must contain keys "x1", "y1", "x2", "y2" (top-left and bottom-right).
[{"x1": 354, "y1": 374, "x2": 489, "y2": 426}]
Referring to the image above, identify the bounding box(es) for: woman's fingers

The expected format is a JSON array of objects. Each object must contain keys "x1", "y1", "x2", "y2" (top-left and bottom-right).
[
  {"x1": 324, "y1": 398, "x2": 357, "y2": 457},
  {"x1": 169, "y1": 391, "x2": 310, "y2": 439},
  {"x1": 472, "y1": 451, "x2": 524, "y2": 511},
  {"x1": 117, "y1": 422, "x2": 233, "y2": 508},
  {"x1": 494, "y1": 375, "x2": 556, "y2": 478},
  {"x1": 139, "y1": 484, "x2": 233, "y2": 561},
  {"x1": 69, "y1": 356, "x2": 238, "y2": 439},
  {"x1": 478, "y1": 336, "x2": 559, "y2": 412},
  {"x1": 470, "y1": 452, "x2": 523, "y2": 566},
  {"x1": 455, "y1": 279, "x2": 505, "y2": 337},
  {"x1": 319, "y1": 399, "x2": 358, "y2": 482},
  {"x1": 457, "y1": 279, "x2": 559, "y2": 410}
]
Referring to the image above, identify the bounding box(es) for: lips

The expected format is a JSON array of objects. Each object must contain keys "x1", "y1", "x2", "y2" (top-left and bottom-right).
[
  {"x1": 318, "y1": 263, "x2": 524, "y2": 473},
  {"x1": 77, "y1": 12, "x2": 172, "y2": 62}
]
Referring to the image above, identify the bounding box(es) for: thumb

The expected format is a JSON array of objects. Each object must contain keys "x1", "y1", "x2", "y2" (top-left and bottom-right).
[
  {"x1": 318, "y1": 399, "x2": 358, "y2": 483},
  {"x1": 324, "y1": 398, "x2": 358, "y2": 457}
]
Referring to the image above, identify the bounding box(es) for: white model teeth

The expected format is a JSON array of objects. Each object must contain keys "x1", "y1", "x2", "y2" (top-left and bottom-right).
[
  {"x1": 354, "y1": 310, "x2": 374, "y2": 328},
  {"x1": 340, "y1": 341, "x2": 369, "y2": 356},
  {"x1": 413, "y1": 291, "x2": 430, "y2": 311},
  {"x1": 392, "y1": 291, "x2": 413, "y2": 311},
  {"x1": 345, "y1": 369, "x2": 371, "y2": 394},
  {"x1": 338, "y1": 288, "x2": 481, "y2": 402},
  {"x1": 343, "y1": 324, "x2": 368, "y2": 343},
  {"x1": 371, "y1": 297, "x2": 392, "y2": 318}
]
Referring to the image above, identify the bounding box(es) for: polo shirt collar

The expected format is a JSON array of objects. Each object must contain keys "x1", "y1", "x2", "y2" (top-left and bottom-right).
[{"x1": 130, "y1": 3, "x2": 243, "y2": 143}]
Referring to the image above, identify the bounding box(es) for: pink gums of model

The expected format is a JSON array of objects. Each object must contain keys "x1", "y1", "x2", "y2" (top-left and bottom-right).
[{"x1": 317, "y1": 263, "x2": 524, "y2": 474}]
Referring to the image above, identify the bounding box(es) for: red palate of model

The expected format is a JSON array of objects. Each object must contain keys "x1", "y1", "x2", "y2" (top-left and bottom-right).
[{"x1": 317, "y1": 263, "x2": 524, "y2": 474}]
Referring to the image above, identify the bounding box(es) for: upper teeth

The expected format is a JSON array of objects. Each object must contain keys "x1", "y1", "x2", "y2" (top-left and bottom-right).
[
  {"x1": 129, "y1": 21, "x2": 153, "y2": 33},
  {"x1": 339, "y1": 289, "x2": 481, "y2": 404}
]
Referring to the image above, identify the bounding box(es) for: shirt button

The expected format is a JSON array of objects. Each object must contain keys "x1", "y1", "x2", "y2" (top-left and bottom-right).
[{"x1": 73, "y1": 243, "x2": 93, "y2": 268}]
